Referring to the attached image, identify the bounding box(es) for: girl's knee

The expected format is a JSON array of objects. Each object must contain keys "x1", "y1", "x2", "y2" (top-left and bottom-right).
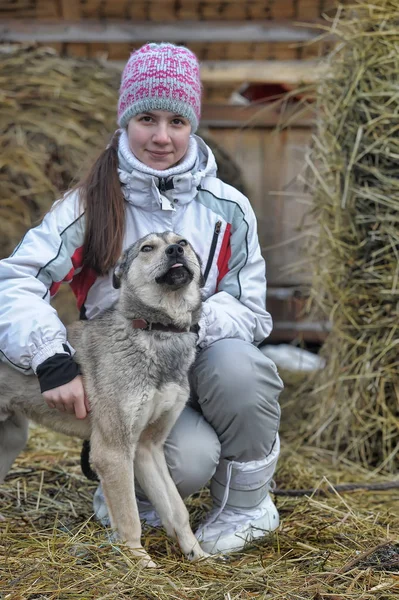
[
  {"x1": 197, "y1": 339, "x2": 283, "y2": 416},
  {"x1": 163, "y1": 409, "x2": 221, "y2": 498}
]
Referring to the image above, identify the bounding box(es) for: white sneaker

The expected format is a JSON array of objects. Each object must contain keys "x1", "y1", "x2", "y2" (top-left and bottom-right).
[
  {"x1": 93, "y1": 485, "x2": 162, "y2": 528},
  {"x1": 195, "y1": 494, "x2": 279, "y2": 554}
]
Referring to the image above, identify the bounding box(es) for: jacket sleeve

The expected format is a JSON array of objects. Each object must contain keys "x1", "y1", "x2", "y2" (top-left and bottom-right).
[
  {"x1": 0, "y1": 192, "x2": 85, "y2": 374},
  {"x1": 197, "y1": 198, "x2": 273, "y2": 348}
]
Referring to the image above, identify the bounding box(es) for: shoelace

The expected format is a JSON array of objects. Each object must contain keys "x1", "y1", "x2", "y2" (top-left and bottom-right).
[
  {"x1": 195, "y1": 462, "x2": 234, "y2": 538},
  {"x1": 204, "y1": 461, "x2": 233, "y2": 527}
]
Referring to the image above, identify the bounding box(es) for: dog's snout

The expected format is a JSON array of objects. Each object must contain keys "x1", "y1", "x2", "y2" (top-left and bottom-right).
[{"x1": 165, "y1": 244, "x2": 184, "y2": 258}]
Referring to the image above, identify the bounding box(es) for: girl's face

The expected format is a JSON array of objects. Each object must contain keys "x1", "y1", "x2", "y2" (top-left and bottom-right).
[{"x1": 127, "y1": 110, "x2": 191, "y2": 170}]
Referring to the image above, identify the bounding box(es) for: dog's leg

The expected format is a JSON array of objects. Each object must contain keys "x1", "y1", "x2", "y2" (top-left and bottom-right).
[
  {"x1": 0, "y1": 413, "x2": 29, "y2": 483},
  {"x1": 89, "y1": 431, "x2": 156, "y2": 568},
  {"x1": 135, "y1": 409, "x2": 207, "y2": 562}
]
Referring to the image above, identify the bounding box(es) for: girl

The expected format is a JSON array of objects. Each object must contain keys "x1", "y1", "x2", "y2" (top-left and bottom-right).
[{"x1": 0, "y1": 43, "x2": 283, "y2": 555}]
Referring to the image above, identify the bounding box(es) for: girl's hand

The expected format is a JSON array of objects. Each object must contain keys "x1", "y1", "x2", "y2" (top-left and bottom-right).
[{"x1": 42, "y1": 375, "x2": 90, "y2": 420}]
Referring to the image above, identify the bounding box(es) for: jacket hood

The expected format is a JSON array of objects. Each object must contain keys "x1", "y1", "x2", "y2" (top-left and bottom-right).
[{"x1": 117, "y1": 131, "x2": 217, "y2": 211}]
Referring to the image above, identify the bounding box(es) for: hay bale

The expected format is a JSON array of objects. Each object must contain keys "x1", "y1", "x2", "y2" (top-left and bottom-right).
[
  {"x1": 0, "y1": 44, "x2": 246, "y2": 324},
  {"x1": 302, "y1": 1, "x2": 399, "y2": 471},
  {"x1": 0, "y1": 44, "x2": 120, "y2": 259}
]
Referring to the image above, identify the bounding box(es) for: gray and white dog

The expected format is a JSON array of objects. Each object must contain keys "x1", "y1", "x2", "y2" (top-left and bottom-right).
[{"x1": 0, "y1": 232, "x2": 207, "y2": 567}]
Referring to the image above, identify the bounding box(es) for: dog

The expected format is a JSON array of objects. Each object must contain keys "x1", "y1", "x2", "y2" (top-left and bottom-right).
[{"x1": 0, "y1": 232, "x2": 208, "y2": 567}]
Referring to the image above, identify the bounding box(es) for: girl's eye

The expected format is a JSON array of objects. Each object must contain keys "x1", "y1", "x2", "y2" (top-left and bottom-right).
[
  {"x1": 141, "y1": 245, "x2": 153, "y2": 252},
  {"x1": 178, "y1": 239, "x2": 188, "y2": 246},
  {"x1": 140, "y1": 116, "x2": 153, "y2": 123},
  {"x1": 172, "y1": 118, "x2": 184, "y2": 126}
]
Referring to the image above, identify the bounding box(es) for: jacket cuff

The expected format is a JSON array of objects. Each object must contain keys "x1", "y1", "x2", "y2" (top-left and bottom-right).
[
  {"x1": 36, "y1": 348, "x2": 81, "y2": 393},
  {"x1": 31, "y1": 339, "x2": 75, "y2": 373}
]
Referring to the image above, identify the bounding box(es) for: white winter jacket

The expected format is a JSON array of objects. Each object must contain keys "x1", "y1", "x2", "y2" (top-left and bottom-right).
[{"x1": 0, "y1": 134, "x2": 273, "y2": 374}]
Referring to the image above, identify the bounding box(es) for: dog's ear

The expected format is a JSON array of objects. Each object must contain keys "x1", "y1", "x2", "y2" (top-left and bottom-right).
[
  {"x1": 112, "y1": 267, "x2": 122, "y2": 290},
  {"x1": 112, "y1": 255, "x2": 126, "y2": 289},
  {"x1": 112, "y1": 242, "x2": 141, "y2": 289}
]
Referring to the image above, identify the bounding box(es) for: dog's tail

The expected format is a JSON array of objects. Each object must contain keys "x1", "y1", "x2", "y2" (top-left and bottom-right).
[{"x1": 80, "y1": 440, "x2": 99, "y2": 481}]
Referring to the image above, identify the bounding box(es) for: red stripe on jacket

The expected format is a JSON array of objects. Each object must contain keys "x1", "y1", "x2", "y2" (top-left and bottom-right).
[
  {"x1": 216, "y1": 223, "x2": 232, "y2": 290},
  {"x1": 49, "y1": 246, "x2": 97, "y2": 309}
]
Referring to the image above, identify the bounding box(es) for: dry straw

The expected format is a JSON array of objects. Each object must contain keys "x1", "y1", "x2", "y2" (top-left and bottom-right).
[
  {"x1": 0, "y1": 44, "x2": 121, "y2": 259},
  {"x1": 297, "y1": 0, "x2": 399, "y2": 472},
  {"x1": 1, "y1": 426, "x2": 398, "y2": 599}
]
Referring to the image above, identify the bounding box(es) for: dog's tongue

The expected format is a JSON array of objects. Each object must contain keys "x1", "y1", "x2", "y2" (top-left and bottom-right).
[{"x1": 171, "y1": 263, "x2": 183, "y2": 268}]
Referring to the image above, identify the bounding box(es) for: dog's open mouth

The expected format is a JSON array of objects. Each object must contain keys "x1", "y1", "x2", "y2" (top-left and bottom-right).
[{"x1": 156, "y1": 262, "x2": 194, "y2": 287}]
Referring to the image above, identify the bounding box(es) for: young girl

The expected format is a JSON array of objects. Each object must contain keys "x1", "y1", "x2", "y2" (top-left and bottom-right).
[{"x1": 0, "y1": 43, "x2": 283, "y2": 554}]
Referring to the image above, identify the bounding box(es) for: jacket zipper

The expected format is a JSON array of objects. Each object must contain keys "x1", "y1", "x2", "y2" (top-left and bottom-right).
[
  {"x1": 159, "y1": 177, "x2": 167, "y2": 193},
  {"x1": 203, "y1": 221, "x2": 222, "y2": 283}
]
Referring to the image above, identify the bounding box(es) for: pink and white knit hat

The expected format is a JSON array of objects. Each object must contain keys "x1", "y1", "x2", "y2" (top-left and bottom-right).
[{"x1": 118, "y1": 43, "x2": 201, "y2": 132}]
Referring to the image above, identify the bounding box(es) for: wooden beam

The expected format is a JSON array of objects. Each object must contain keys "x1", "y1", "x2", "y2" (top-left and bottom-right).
[
  {"x1": 268, "y1": 321, "x2": 329, "y2": 343},
  {"x1": 200, "y1": 60, "x2": 326, "y2": 85},
  {"x1": 201, "y1": 104, "x2": 315, "y2": 128},
  {"x1": 108, "y1": 58, "x2": 325, "y2": 86},
  {"x1": 0, "y1": 19, "x2": 325, "y2": 43},
  {"x1": 60, "y1": 1, "x2": 81, "y2": 21}
]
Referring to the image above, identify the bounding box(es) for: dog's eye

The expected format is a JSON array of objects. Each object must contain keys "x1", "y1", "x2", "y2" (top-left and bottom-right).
[
  {"x1": 141, "y1": 245, "x2": 153, "y2": 252},
  {"x1": 178, "y1": 239, "x2": 188, "y2": 247}
]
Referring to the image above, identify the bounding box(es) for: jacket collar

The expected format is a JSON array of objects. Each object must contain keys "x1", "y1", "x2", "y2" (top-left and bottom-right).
[{"x1": 117, "y1": 130, "x2": 217, "y2": 211}]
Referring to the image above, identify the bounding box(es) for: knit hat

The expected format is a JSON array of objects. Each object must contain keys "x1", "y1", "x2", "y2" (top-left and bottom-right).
[{"x1": 118, "y1": 43, "x2": 201, "y2": 132}]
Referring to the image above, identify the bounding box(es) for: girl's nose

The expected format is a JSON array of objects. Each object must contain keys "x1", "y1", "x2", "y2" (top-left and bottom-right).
[{"x1": 152, "y1": 124, "x2": 170, "y2": 144}]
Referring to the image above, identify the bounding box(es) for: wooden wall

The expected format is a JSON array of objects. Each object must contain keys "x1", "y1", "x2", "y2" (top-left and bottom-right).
[
  {"x1": 208, "y1": 126, "x2": 313, "y2": 287},
  {"x1": 205, "y1": 121, "x2": 327, "y2": 343},
  {"x1": 1, "y1": 0, "x2": 336, "y2": 21},
  {"x1": 1, "y1": 0, "x2": 337, "y2": 68}
]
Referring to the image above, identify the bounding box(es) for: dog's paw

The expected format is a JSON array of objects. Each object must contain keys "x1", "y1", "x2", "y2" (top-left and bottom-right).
[
  {"x1": 125, "y1": 543, "x2": 158, "y2": 569},
  {"x1": 137, "y1": 555, "x2": 158, "y2": 569},
  {"x1": 186, "y1": 547, "x2": 210, "y2": 562}
]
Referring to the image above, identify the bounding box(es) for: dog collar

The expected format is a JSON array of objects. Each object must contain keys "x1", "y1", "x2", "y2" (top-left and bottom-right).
[{"x1": 132, "y1": 319, "x2": 188, "y2": 333}]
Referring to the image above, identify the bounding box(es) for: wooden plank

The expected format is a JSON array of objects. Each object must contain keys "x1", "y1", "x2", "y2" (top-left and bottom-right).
[
  {"x1": 60, "y1": 0, "x2": 81, "y2": 20},
  {"x1": 202, "y1": 86, "x2": 239, "y2": 104},
  {"x1": 206, "y1": 126, "x2": 314, "y2": 286},
  {"x1": 66, "y1": 42, "x2": 89, "y2": 57},
  {"x1": 0, "y1": 1, "x2": 37, "y2": 19},
  {"x1": 49, "y1": 39, "x2": 330, "y2": 62},
  {"x1": 0, "y1": 19, "x2": 326, "y2": 43},
  {"x1": 268, "y1": 321, "x2": 329, "y2": 343},
  {"x1": 266, "y1": 286, "x2": 330, "y2": 343},
  {"x1": 149, "y1": 0, "x2": 177, "y2": 21},
  {"x1": 201, "y1": 104, "x2": 315, "y2": 128},
  {"x1": 200, "y1": 60, "x2": 325, "y2": 85},
  {"x1": 189, "y1": 40, "x2": 326, "y2": 61},
  {"x1": 0, "y1": 0, "x2": 344, "y2": 22},
  {"x1": 107, "y1": 58, "x2": 325, "y2": 86}
]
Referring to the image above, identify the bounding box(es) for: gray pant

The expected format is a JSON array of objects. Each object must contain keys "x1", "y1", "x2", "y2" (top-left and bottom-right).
[{"x1": 152, "y1": 338, "x2": 283, "y2": 506}]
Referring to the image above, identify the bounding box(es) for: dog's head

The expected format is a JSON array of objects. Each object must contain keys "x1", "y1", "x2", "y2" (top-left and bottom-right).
[
  {"x1": 113, "y1": 232, "x2": 204, "y2": 291},
  {"x1": 112, "y1": 233, "x2": 204, "y2": 327}
]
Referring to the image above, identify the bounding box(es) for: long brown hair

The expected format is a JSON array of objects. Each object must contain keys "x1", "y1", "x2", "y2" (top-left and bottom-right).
[{"x1": 77, "y1": 130, "x2": 125, "y2": 276}]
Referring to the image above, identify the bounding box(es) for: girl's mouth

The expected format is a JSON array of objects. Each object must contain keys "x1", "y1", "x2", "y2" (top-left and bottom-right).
[{"x1": 148, "y1": 151, "x2": 171, "y2": 157}]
